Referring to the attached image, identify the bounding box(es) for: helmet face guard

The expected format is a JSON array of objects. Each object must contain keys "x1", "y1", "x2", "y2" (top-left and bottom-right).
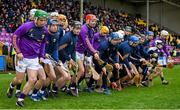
[
  {"x1": 128, "y1": 35, "x2": 139, "y2": 47},
  {"x1": 48, "y1": 19, "x2": 59, "y2": 26},
  {"x1": 48, "y1": 19, "x2": 59, "y2": 33}
]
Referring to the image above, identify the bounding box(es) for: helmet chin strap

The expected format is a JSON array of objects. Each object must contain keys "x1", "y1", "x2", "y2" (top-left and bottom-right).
[
  {"x1": 34, "y1": 18, "x2": 39, "y2": 27},
  {"x1": 128, "y1": 41, "x2": 133, "y2": 45},
  {"x1": 34, "y1": 17, "x2": 38, "y2": 22}
]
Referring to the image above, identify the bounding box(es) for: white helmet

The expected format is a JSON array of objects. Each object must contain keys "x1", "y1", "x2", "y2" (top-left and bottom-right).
[
  {"x1": 30, "y1": 9, "x2": 37, "y2": 16},
  {"x1": 116, "y1": 30, "x2": 124, "y2": 39},
  {"x1": 117, "y1": 30, "x2": 125, "y2": 36},
  {"x1": 50, "y1": 12, "x2": 59, "y2": 17},
  {"x1": 161, "y1": 30, "x2": 169, "y2": 36}
]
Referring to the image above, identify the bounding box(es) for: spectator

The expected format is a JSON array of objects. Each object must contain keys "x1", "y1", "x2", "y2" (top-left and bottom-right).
[{"x1": 0, "y1": 0, "x2": 178, "y2": 45}]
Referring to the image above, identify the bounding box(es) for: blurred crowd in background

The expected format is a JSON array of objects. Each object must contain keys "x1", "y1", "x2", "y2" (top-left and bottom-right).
[{"x1": 0, "y1": 0, "x2": 180, "y2": 69}]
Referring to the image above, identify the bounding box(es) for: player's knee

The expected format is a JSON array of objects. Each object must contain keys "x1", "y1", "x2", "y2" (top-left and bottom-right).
[
  {"x1": 79, "y1": 68, "x2": 85, "y2": 76},
  {"x1": 28, "y1": 77, "x2": 37, "y2": 84},
  {"x1": 64, "y1": 75, "x2": 71, "y2": 81},
  {"x1": 16, "y1": 79, "x2": 23, "y2": 84},
  {"x1": 50, "y1": 74, "x2": 56, "y2": 81},
  {"x1": 128, "y1": 74, "x2": 133, "y2": 79},
  {"x1": 39, "y1": 74, "x2": 46, "y2": 81},
  {"x1": 40, "y1": 76, "x2": 46, "y2": 83},
  {"x1": 42, "y1": 75, "x2": 46, "y2": 81}
]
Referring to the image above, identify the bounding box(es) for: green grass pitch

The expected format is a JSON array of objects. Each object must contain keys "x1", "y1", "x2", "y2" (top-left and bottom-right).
[{"x1": 0, "y1": 65, "x2": 180, "y2": 109}]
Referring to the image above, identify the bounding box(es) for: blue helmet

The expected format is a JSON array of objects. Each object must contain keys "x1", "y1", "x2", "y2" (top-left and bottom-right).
[
  {"x1": 109, "y1": 32, "x2": 121, "y2": 41},
  {"x1": 129, "y1": 35, "x2": 139, "y2": 43},
  {"x1": 147, "y1": 31, "x2": 154, "y2": 36}
]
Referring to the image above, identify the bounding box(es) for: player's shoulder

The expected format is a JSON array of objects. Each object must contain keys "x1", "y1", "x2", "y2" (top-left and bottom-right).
[{"x1": 23, "y1": 21, "x2": 35, "y2": 27}]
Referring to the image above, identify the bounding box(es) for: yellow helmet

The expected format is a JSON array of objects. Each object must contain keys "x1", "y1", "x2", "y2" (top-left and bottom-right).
[
  {"x1": 58, "y1": 14, "x2": 67, "y2": 21},
  {"x1": 100, "y1": 26, "x2": 109, "y2": 34}
]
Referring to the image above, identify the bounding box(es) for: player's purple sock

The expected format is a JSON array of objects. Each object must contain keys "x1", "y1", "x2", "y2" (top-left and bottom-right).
[{"x1": 18, "y1": 93, "x2": 26, "y2": 101}]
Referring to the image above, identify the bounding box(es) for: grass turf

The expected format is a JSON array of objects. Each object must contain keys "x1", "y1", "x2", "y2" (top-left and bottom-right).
[{"x1": 0, "y1": 65, "x2": 180, "y2": 109}]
